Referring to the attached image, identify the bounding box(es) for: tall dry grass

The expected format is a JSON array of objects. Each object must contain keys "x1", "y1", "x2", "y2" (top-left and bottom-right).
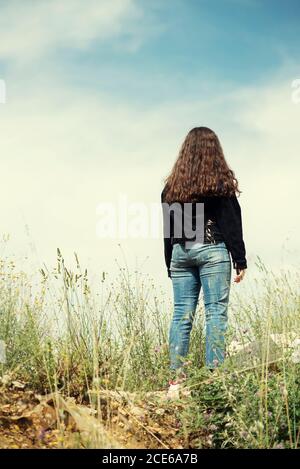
[{"x1": 0, "y1": 252, "x2": 299, "y2": 448}]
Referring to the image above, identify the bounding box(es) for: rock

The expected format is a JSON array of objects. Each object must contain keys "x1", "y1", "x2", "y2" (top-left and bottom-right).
[
  {"x1": 227, "y1": 337, "x2": 282, "y2": 367},
  {"x1": 11, "y1": 381, "x2": 26, "y2": 390},
  {"x1": 228, "y1": 333, "x2": 300, "y2": 367}
]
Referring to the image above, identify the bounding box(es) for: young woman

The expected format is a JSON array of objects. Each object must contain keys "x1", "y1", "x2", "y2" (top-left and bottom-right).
[{"x1": 161, "y1": 127, "x2": 247, "y2": 394}]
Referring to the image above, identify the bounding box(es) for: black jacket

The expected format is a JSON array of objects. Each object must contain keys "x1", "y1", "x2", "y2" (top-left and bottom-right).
[{"x1": 161, "y1": 187, "x2": 247, "y2": 277}]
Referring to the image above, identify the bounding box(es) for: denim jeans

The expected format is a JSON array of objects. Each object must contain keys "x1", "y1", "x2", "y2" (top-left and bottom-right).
[{"x1": 169, "y1": 242, "x2": 231, "y2": 370}]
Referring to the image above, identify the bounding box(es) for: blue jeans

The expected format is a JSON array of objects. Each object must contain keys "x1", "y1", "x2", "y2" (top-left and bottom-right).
[{"x1": 169, "y1": 242, "x2": 231, "y2": 370}]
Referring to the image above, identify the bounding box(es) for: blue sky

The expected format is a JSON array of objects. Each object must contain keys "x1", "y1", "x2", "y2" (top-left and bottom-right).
[
  {"x1": 2, "y1": 0, "x2": 299, "y2": 104},
  {"x1": 49, "y1": 0, "x2": 300, "y2": 104},
  {"x1": 0, "y1": 0, "x2": 299, "y2": 287}
]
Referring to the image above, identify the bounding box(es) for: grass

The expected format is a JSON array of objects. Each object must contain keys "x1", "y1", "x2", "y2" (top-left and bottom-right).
[{"x1": 0, "y1": 251, "x2": 299, "y2": 448}]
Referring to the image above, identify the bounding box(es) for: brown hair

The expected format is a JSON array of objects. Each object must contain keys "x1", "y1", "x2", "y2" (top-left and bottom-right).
[{"x1": 164, "y1": 127, "x2": 240, "y2": 203}]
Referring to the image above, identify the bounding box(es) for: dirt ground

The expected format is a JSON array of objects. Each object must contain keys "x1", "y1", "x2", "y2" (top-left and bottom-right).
[{"x1": 0, "y1": 380, "x2": 190, "y2": 449}]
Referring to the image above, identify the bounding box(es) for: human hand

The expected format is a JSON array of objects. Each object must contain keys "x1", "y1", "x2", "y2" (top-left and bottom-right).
[{"x1": 234, "y1": 269, "x2": 246, "y2": 283}]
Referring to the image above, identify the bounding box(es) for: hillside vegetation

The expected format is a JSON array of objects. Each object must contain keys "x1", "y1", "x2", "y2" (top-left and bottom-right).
[{"x1": 0, "y1": 252, "x2": 299, "y2": 449}]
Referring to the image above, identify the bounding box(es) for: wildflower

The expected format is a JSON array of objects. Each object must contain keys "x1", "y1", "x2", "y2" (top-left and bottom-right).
[
  {"x1": 280, "y1": 383, "x2": 288, "y2": 397},
  {"x1": 182, "y1": 360, "x2": 192, "y2": 367},
  {"x1": 256, "y1": 421, "x2": 264, "y2": 431},
  {"x1": 209, "y1": 424, "x2": 218, "y2": 431},
  {"x1": 273, "y1": 442, "x2": 285, "y2": 449},
  {"x1": 38, "y1": 429, "x2": 46, "y2": 441}
]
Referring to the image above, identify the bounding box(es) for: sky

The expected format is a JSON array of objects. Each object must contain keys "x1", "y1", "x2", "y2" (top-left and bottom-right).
[{"x1": 0, "y1": 0, "x2": 299, "y2": 293}]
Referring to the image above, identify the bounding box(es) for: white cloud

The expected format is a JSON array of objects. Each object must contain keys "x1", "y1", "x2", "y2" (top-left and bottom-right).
[{"x1": 0, "y1": 0, "x2": 142, "y2": 62}]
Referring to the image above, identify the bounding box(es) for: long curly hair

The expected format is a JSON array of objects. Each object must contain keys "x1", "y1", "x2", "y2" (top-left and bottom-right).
[{"x1": 164, "y1": 127, "x2": 240, "y2": 203}]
